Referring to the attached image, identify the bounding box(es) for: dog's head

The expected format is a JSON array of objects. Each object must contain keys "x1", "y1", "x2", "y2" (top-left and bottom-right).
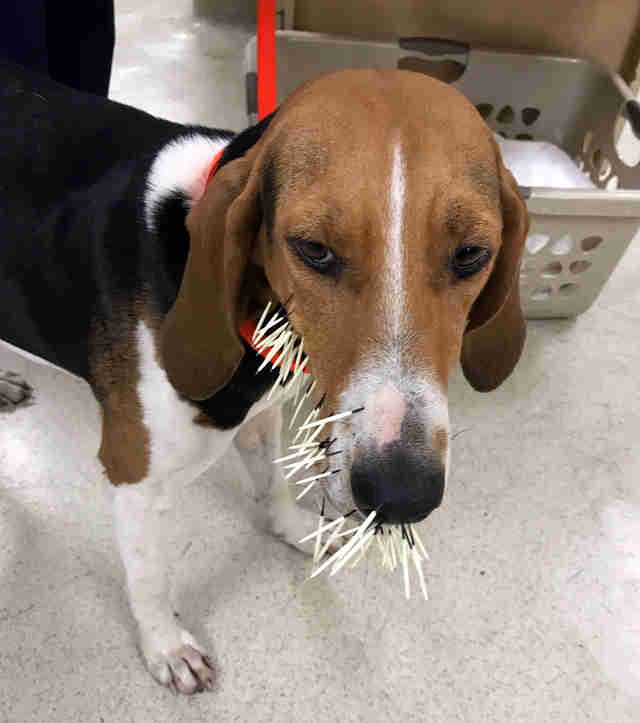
[{"x1": 162, "y1": 70, "x2": 528, "y2": 524}]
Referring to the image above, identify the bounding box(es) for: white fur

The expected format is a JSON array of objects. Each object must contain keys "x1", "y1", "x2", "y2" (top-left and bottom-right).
[
  {"x1": 111, "y1": 321, "x2": 300, "y2": 690},
  {"x1": 111, "y1": 322, "x2": 236, "y2": 689},
  {"x1": 136, "y1": 320, "x2": 234, "y2": 480},
  {"x1": 386, "y1": 142, "x2": 407, "y2": 337},
  {"x1": 144, "y1": 133, "x2": 230, "y2": 233},
  {"x1": 345, "y1": 141, "x2": 450, "y2": 465},
  {"x1": 113, "y1": 483, "x2": 212, "y2": 692}
]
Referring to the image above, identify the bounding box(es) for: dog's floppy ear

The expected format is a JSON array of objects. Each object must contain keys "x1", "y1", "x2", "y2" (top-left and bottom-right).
[
  {"x1": 460, "y1": 152, "x2": 529, "y2": 392},
  {"x1": 161, "y1": 118, "x2": 274, "y2": 400}
]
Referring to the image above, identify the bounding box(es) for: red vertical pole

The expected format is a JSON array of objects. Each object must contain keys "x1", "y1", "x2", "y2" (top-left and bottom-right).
[{"x1": 257, "y1": 0, "x2": 277, "y2": 120}]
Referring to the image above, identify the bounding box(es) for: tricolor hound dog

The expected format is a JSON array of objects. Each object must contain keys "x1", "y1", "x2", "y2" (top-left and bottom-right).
[{"x1": 0, "y1": 60, "x2": 528, "y2": 693}]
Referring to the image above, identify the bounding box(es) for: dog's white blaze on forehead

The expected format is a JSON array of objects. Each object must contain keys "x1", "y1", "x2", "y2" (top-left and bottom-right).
[
  {"x1": 144, "y1": 133, "x2": 230, "y2": 234},
  {"x1": 386, "y1": 141, "x2": 407, "y2": 336}
]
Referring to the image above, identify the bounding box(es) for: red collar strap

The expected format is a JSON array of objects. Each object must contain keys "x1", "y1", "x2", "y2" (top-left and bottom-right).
[
  {"x1": 238, "y1": 318, "x2": 310, "y2": 373},
  {"x1": 205, "y1": 148, "x2": 225, "y2": 188}
]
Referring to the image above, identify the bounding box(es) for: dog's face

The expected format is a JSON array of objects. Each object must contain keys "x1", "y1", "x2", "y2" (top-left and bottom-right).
[{"x1": 162, "y1": 70, "x2": 528, "y2": 525}]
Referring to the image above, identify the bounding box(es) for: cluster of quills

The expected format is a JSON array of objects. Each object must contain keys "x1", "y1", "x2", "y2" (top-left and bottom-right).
[{"x1": 252, "y1": 301, "x2": 430, "y2": 600}]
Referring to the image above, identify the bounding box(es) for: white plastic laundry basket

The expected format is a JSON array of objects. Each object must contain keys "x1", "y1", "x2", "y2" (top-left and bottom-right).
[{"x1": 245, "y1": 32, "x2": 640, "y2": 318}]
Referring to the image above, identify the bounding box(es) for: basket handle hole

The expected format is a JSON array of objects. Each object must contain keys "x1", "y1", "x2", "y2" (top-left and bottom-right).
[
  {"x1": 570, "y1": 260, "x2": 591, "y2": 274},
  {"x1": 475, "y1": 103, "x2": 493, "y2": 120},
  {"x1": 592, "y1": 148, "x2": 602, "y2": 169},
  {"x1": 496, "y1": 105, "x2": 515, "y2": 124},
  {"x1": 541, "y1": 262, "x2": 562, "y2": 277},
  {"x1": 521, "y1": 107, "x2": 540, "y2": 126},
  {"x1": 397, "y1": 57, "x2": 465, "y2": 84},
  {"x1": 581, "y1": 235, "x2": 603, "y2": 252}
]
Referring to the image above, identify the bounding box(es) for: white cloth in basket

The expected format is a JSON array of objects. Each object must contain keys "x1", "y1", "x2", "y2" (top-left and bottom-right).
[{"x1": 495, "y1": 136, "x2": 595, "y2": 189}]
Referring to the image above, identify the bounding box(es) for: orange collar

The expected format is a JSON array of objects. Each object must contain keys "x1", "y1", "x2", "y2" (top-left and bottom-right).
[
  {"x1": 238, "y1": 318, "x2": 310, "y2": 374},
  {"x1": 238, "y1": 319, "x2": 259, "y2": 348},
  {"x1": 204, "y1": 148, "x2": 225, "y2": 188}
]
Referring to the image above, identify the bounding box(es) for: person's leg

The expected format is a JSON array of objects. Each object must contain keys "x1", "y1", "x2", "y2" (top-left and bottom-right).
[
  {"x1": 46, "y1": 0, "x2": 115, "y2": 96},
  {"x1": 0, "y1": 0, "x2": 48, "y2": 73}
]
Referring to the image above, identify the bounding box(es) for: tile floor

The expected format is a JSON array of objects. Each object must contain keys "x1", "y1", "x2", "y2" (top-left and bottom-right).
[{"x1": 1, "y1": 1, "x2": 640, "y2": 721}]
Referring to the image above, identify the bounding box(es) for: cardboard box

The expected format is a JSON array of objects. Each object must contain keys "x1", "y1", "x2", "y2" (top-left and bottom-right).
[{"x1": 293, "y1": 0, "x2": 640, "y2": 85}]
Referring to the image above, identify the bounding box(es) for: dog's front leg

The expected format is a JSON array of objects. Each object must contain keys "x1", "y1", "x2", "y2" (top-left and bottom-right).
[
  {"x1": 236, "y1": 400, "x2": 325, "y2": 554},
  {"x1": 96, "y1": 319, "x2": 227, "y2": 694},
  {"x1": 111, "y1": 479, "x2": 214, "y2": 694}
]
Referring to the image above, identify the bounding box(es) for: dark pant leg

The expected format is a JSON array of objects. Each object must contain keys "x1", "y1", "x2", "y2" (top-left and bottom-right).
[
  {"x1": 46, "y1": 0, "x2": 115, "y2": 97},
  {"x1": 0, "y1": 0, "x2": 48, "y2": 73}
]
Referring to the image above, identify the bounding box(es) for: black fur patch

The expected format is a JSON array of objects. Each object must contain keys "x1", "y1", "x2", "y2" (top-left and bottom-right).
[
  {"x1": 215, "y1": 110, "x2": 277, "y2": 173},
  {"x1": 0, "y1": 58, "x2": 280, "y2": 431},
  {"x1": 149, "y1": 190, "x2": 191, "y2": 291},
  {"x1": 192, "y1": 340, "x2": 280, "y2": 429}
]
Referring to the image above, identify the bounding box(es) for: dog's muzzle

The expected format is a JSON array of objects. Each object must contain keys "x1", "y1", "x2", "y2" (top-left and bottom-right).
[{"x1": 350, "y1": 443, "x2": 445, "y2": 524}]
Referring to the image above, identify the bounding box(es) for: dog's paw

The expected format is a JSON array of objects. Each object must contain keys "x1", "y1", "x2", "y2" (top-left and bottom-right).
[
  {"x1": 0, "y1": 370, "x2": 33, "y2": 411},
  {"x1": 268, "y1": 495, "x2": 343, "y2": 558},
  {"x1": 139, "y1": 623, "x2": 214, "y2": 695}
]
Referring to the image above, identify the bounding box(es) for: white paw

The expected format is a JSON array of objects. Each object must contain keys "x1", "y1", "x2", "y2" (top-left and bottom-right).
[
  {"x1": 268, "y1": 494, "x2": 344, "y2": 559},
  {"x1": 139, "y1": 622, "x2": 214, "y2": 695},
  {"x1": 268, "y1": 493, "x2": 322, "y2": 555}
]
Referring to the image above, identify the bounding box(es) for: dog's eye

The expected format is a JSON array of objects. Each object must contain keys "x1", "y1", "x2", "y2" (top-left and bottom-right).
[
  {"x1": 299, "y1": 241, "x2": 333, "y2": 263},
  {"x1": 452, "y1": 245, "x2": 490, "y2": 278},
  {"x1": 289, "y1": 237, "x2": 337, "y2": 271}
]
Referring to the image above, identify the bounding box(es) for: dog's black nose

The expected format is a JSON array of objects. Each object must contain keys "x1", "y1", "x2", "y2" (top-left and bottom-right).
[{"x1": 350, "y1": 445, "x2": 445, "y2": 524}]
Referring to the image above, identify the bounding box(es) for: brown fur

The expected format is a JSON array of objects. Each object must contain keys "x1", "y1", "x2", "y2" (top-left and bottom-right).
[
  {"x1": 161, "y1": 155, "x2": 263, "y2": 400},
  {"x1": 91, "y1": 299, "x2": 150, "y2": 485},
  {"x1": 162, "y1": 70, "x2": 528, "y2": 437}
]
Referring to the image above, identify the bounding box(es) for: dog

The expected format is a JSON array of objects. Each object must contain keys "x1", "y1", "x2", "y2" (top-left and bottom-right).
[{"x1": 0, "y1": 59, "x2": 528, "y2": 694}]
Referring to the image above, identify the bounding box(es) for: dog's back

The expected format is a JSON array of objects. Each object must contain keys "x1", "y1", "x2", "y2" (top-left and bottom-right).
[
  {"x1": 0, "y1": 59, "x2": 184, "y2": 204},
  {"x1": 0, "y1": 61, "x2": 208, "y2": 379}
]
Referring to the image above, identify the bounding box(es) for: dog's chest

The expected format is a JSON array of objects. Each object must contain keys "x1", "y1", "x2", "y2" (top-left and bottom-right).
[{"x1": 136, "y1": 322, "x2": 280, "y2": 479}]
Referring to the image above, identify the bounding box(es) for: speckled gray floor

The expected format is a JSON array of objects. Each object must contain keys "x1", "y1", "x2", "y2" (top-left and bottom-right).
[{"x1": 1, "y1": 1, "x2": 640, "y2": 721}]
